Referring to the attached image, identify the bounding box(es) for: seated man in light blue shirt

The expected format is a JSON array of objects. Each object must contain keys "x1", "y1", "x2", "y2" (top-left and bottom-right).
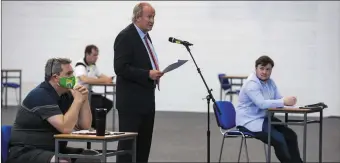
[{"x1": 235, "y1": 55, "x2": 302, "y2": 163}]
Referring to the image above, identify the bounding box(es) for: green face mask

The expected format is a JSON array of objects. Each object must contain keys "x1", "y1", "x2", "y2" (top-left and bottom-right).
[{"x1": 59, "y1": 76, "x2": 76, "y2": 89}]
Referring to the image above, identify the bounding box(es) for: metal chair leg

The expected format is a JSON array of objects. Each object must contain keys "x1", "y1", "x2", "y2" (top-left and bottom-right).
[
  {"x1": 237, "y1": 136, "x2": 244, "y2": 163},
  {"x1": 15, "y1": 88, "x2": 19, "y2": 105},
  {"x1": 263, "y1": 143, "x2": 268, "y2": 162},
  {"x1": 1, "y1": 86, "x2": 6, "y2": 109},
  {"x1": 218, "y1": 136, "x2": 226, "y2": 163},
  {"x1": 244, "y1": 137, "x2": 250, "y2": 163}
]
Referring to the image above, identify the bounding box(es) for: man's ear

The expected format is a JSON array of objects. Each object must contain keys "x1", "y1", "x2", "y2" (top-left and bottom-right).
[
  {"x1": 136, "y1": 16, "x2": 141, "y2": 22},
  {"x1": 52, "y1": 74, "x2": 60, "y2": 82}
]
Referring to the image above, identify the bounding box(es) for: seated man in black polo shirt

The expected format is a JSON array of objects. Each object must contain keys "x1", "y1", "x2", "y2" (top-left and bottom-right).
[{"x1": 7, "y1": 58, "x2": 98, "y2": 163}]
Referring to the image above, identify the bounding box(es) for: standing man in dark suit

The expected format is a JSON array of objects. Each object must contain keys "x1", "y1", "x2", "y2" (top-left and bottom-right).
[{"x1": 113, "y1": 2, "x2": 163, "y2": 163}]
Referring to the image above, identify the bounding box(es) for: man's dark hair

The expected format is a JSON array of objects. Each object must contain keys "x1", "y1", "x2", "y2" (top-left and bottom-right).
[
  {"x1": 84, "y1": 45, "x2": 98, "y2": 56},
  {"x1": 255, "y1": 55, "x2": 274, "y2": 68}
]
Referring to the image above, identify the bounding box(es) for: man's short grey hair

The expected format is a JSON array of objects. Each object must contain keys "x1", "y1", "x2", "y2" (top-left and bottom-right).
[
  {"x1": 44, "y1": 58, "x2": 72, "y2": 81},
  {"x1": 131, "y1": 2, "x2": 150, "y2": 23}
]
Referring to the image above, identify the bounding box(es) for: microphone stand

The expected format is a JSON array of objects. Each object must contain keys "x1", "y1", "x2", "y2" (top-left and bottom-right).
[{"x1": 182, "y1": 44, "x2": 221, "y2": 163}]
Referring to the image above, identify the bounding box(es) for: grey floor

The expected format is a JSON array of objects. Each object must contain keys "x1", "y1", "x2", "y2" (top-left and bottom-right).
[{"x1": 2, "y1": 106, "x2": 340, "y2": 162}]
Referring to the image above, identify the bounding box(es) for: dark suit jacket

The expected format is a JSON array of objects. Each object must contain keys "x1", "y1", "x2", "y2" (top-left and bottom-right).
[{"x1": 114, "y1": 23, "x2": 156, "y2": 114}]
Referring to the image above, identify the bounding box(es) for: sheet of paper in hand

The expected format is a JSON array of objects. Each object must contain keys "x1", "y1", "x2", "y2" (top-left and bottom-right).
[{"x1": 162, "y1": 60, "x2": 188, "y2": 73}]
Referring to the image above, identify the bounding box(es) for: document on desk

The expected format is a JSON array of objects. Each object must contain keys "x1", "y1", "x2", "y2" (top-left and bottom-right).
[
  {"x1": 72, "y1": 130, "x2": 125, "y2": 135},
  {"x1": 283, "y1": 105, "x2": 303, "y2": 108},
  {"x1": 162, "y1": 60, "x2": 188, "y2": 73},
  {"x1": 72, "y1": 130, "x2": 96, "y2": 134}
]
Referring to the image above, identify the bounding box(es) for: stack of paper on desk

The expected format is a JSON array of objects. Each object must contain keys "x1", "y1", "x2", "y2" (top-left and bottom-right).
[
  {"x1": 72, "y1": 130, "x2": 96, "y2": 134},
  {"x1": 72, "y1": 130, "x2": 125, "y2": 135},
  {"x1": 283, "y1": 105, "x2": 303, "y2": 108},
  {"x1": 72, "y1": 130, "x2": 110, "y2": 135}
]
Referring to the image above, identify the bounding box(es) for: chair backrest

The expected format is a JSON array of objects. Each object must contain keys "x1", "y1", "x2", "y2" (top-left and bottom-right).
[
  {"x1": 2, "y1": 125, "x2": 12, "y2": 163},
  {"x1": 218, "y1": 73, "x2": 231, "y2": 90},
  {"x1": 213, "y1": 101, "x2": 236, "y2": 130}
]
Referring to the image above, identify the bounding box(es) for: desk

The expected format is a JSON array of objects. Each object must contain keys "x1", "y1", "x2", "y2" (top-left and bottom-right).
[
  {"x1": 220, "y1": 75, "x2": 247, "y2": 101},
  {"x1": 1, "y1": 69, "x2": 22, "y2": 108},
  {"x1": 54, "y1": 132, "x2": 138, "y2": 163},
  {"x1": 88, "y1": 83, "x2": 116, "y2": 131},
  {"x1": 266, "y1": 107, "x2": 324, "y2": 163}
]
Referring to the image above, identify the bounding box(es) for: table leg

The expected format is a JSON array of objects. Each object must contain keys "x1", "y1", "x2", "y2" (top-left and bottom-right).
[
  {"x1": 303, "y1": 113, "x2": 307, "y2": 163},
  {"x1": 1, "y1": 72, "x2": 3, "y2": 108},
  {"x1": 229, "y1": 79, "x2": 233, "y2": 102},
  {"x1": 19, "y1": 70, "x2": 22, "y2": 104},
  {"x1": 88, "y1": 85, "x2": 92, "y2": 103},
  {"x1": 101, "y1": 141, "x2": 107, "y2": 163},
  {"x1": 104, "y1": 86, "x2": 107, "y2": 98},
  {"x1": 220, "y1": 86, "x2": 222, "y2": 101},
  {"x1": 5, "y1": 72, "x2": 8, "y2": 108},
  {"x1": 87, "y1": 86, "x2": 93, "y2": 149},
  {"x1": 132, "y1": 137, "x2": 137, "y2": 163},
  {"x1": 319, "y1": 110, "x2": 323, "y2": 163},
  {"x1": 112, "y1": 107, "x2": 115, "y2": 131},
  {"x1": 54, "y1": 140, "x2": 60, "y2": 163},
  {"x1": 103, "y1": 86, "x2": 109, "y2": 131},
  {"x1": 112, "y1": 86, "x2": 116, "y2": 131},
  {"x1": 267, "y1": 113, "x2": 271, "y2": 163}
]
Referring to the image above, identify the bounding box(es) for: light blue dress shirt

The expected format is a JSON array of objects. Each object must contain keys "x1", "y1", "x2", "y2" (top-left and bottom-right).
[
  {"x1": 134, "y1": 24, "x2": 159, "y2": 70},
  {"x1": 235, "y1": 72, "x2": 284, "y2": 132}
]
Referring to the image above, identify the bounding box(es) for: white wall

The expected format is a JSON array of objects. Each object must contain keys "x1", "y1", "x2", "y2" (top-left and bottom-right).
[{"x1": 2, "y1": 1, "x2": 340, "y2": 116}]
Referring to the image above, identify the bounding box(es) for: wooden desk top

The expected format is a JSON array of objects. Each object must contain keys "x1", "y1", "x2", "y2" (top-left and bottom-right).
[
  {"x1": 54, "y1": 132, "x2": 137, "y2": 140},
  {"x1": 222, "y1": 75, "x2": 248, "y2": 79},
  {"x1": 268, "y1": 107, "x2": 323, "y2": 113},
  {"x1": 89, "y1": 83, "x2": 116, "y2": 86}
]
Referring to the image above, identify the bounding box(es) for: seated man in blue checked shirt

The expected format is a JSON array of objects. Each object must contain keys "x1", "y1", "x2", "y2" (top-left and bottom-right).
[{"x1": 235, "y1": 55, "x2": 302, "y2": 163}]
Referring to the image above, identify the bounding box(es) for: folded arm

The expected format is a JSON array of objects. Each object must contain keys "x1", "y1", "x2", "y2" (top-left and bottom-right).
[
  {"x1": 78, "y1": 75, "x2": 109, "y2": 85},
  {"x1": 245, "y1": 81, "x2": 284, "y2": 109},
  {"x1": 75, "y1": 98, "x2": 92, "y2": 130},
  {"x1": 37, "y1": 99, "x2": 83, "y2": 134},
  {"x1": 74, "y1": 65, "x2": 110, "y2": 85}
]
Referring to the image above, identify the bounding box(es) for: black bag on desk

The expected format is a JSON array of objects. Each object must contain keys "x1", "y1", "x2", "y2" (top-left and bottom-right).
[{"x1": 300, "y1": 102, "x2": 328, "y2": 110}]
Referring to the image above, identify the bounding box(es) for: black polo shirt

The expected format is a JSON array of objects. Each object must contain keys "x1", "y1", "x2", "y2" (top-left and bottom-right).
[{"x1": 9, "y1": 81, "x2": 74, "y2": 152}]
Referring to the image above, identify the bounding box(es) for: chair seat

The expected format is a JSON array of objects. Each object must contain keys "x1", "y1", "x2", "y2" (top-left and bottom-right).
[
  {"x1": 225, "y1": 129, "x2": 255, "y2": 137},
  {"x1": 2, "y1": 82, "x2": 20, "y2": 88},
  {"x1": 2, "y1": 125, "x2": 12, "y2": 163},
  {"x1": 225, "y1": 90, "x2": 240, "y2": 95}
]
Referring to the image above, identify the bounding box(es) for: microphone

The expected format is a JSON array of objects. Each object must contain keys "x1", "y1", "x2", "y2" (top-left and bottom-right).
[{"x1": 168, "y1": 37, "x2": 193, "y2": 46}]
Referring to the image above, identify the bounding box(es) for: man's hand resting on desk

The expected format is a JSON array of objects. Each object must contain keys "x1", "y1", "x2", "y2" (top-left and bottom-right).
[
  {"x1": 149, "y1": 70, "x2": 164, "y2": 80},
  {"x1": 283, "y1": 96, "x2": 297, "y2": 106}
]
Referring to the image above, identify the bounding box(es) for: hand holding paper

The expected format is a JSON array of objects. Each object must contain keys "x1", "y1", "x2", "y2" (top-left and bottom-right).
[
  {"x1": 149, "y1": 70, "x2": 163, "y2": 80},
  {"x1": 162, "y1": 60, "x2": 188, "y2": 73}
]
